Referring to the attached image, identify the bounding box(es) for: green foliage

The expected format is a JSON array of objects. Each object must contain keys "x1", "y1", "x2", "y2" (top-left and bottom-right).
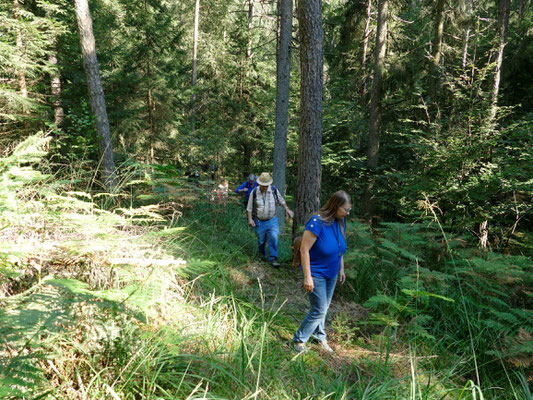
[
  {"x1": 321, "y1": 0, "x2": 533, "y2": 253},
  {"x1": 51, "y1": 100, "x2": 99, "y2": 166},
  {"x1": 1, "y1": 143, "x2": 530, "y2": 398},
  {"x1": 0, "y1": 134, "x2": 51, "y2": 217},
  {"x1": 1, "y1": 0, "x2": 533, "y2": 397},
  {"x1": 345, "y1": 220, "x2": 532, "y2": 396},
  {"x1": 0, "y1": 0, "x2": 66, "y2": 146}
]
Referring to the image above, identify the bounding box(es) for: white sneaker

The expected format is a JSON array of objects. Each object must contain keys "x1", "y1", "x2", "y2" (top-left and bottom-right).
[
  {"x1": 319, "y1": 341, "x2": 334, "y2": 353},
  {"x1": 293, "y1": 342, "x2": 308, "y2": 353}
]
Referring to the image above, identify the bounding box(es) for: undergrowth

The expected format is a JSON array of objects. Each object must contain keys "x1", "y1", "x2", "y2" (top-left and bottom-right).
[{"x1": 1, "y1": 134, "x2": 531, "y2": 399}]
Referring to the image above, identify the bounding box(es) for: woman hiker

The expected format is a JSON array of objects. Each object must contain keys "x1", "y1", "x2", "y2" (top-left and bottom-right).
[{"x1": 292, "y1": 190, "x2": 352, "y2": 353}]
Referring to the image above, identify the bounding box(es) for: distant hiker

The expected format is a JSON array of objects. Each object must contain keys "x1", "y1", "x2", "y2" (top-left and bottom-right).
[
  {"x1": 216, "y1": 179, "x2": 229, "y2": 204},
  {"x1": 292, "y1": 190, "x2": 351, "y2": 354},
  {"x1": 235, "y1": 173, "x2": 258, "y2": 208},
  {"x1": 187, "y1": 170, "x2": 200, "y2": 185},
  {"x1": 247, "y1": 172, "x2": 294, "y2": 268}
]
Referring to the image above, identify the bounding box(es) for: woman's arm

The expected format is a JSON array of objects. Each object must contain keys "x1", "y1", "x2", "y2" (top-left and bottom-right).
[
  {"x1": 300, "y1": 230, "x2": 318, "y2": 293},
  {"x1": 338, "y1": 255, "x2": 345, "y2": 284}
]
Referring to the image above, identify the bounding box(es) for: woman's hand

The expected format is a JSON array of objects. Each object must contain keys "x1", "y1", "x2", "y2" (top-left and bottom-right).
[
  {"x1": 338, "y1": 256, "x2": 346, "y2": 284},
  {"x1": 303, "y1": 276, "x2": 314, "y2": 293},
  {"x1": 338, "y1": 270, "x2": 346, "y2": 285}
]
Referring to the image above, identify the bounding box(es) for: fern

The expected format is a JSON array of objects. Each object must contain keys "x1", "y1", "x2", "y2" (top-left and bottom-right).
[
  {"x1": 400, "y1": 289, "x2": 454, "y2": 303},
  {"x1": 364, "y1": 293, "x2": 401, "y2": 310},
  {"x1": 379, "y1": 238, "x2": 423, "y2": 262},
  {"x1": 0, "y1": 310, "x2": 46, "y2": 396}
]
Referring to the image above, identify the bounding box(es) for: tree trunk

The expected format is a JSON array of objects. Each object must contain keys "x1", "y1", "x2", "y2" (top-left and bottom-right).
[
  {"x1": 44, "y1": 5, "x2": 64, "y2": 127},
  {"x1": 191, "y1": 0, "x2": 200, "y2": 133},
  {"x1": 367, "y1": 0, "x2": 387, "y2": 169},
  {"x1": 461, "y1": 0, "x2": 473, "y2": 70},
  {"x1": 361, "y1": 0, "x2": 372, "y2": 99},
  {"x1": 247, "y1": 0, "x2": 254, "y2": 60},
  {"x1": 364, "y1": 0, "x2": 388, "y2": 221},
  {"x1": 147, "y1": 86, "x2": 154, "y2": 165},
  {"x1": 74, "y1": 0, "x2": 117, "y2": 191},
  {"x1": 294, "y1": 0, "x2": 323, "y2": 236},
  {"x1": 273, "y1": 0, "x2": 293, "y2": 227},
  {"x1": 518, "y1": 0, "x2": 527, "y2": 21},
  {"x1": 488, "y1": 0, "x2": 510, "y2": 123},
  {"x1": 144, "y1": 0, "x2": 154, "y2": 166},
  {"x1": 14, "y1": 0, "x2": 28, "y2": 129},
  {"x1": 429, "y1": 0, "x2": 446, "y2": 102},
  {"x1": 14, "y1": 0, "x2": 27, "y2": 100},
  {"x1": 48, "y1": 43, "x2": 64, "y2": 127},
  {"x1": 479, "y1": 220, "x2": 489, "y2": 250}
]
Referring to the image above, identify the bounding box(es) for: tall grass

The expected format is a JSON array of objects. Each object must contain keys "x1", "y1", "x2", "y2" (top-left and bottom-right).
[{"x1": 2, "y1": 135, "x2": 531, "y2": 399}]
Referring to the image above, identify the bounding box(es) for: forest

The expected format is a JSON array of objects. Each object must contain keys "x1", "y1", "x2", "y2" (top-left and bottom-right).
[{"x1": 1, "y1": 0, "x2": 532, "y2": 398}]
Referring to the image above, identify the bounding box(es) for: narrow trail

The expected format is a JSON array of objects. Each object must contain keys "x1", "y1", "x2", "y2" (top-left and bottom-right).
[
  {"x1": 235, "y1": 258, "x2": 421, "y2": 377},
  {"x1": 156, "y1": 188, "x2": 427, "y2": 375}
]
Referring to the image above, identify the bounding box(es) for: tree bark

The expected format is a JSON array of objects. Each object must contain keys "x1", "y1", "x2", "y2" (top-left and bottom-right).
[
  {"x1": 48, "y1": 42, "x2": 64, "y2": 127},
  {"x1": 14, "y1": 0, "x2": 28, "y2": 129},
  {"x1": 488, "y1": 0, "x2": 510, "y2": 123},
  {"x1": 247, "y1": 0, "x2": 254, "y2": 60},
  {"x1": 191, "y1": 0, "x2": 200, "y2": 133},
  {"x1": 364, "y1": 0, "x2": 388, "y2": 221},
  {"x1": 479, "y1": 220, "x2": 489, "y2": 250},
  {"x1": 74, "y1": 0, "x2": 117, "y2": 191},
  {"x1": 461, "y1": 0, "x2": 473, "y2": 70},
  {"x1": 43, "y1": 5, "x2": 64, "y2": 127},
  {"x1": 14, "y1": 0, "x2": 27, "y2": 100},
  {"x1": 367, "y1": 0, "x2": 387, "y2": 169},
  {"x1": 518, "y1": 0, "x2": 527, "y2": 21},
  {"x1": 429, "y1": 0, "x2": 446, "y2": 102},
  {"x1": 273, "y1": 0, "x2": 293, "y2": 227},
  {"x1": 294, "y1": 0, "x2": 323, "y2": 236},
  {"x1": 361, "y1": 0, "x2": 372, "y2": 99},
  {"x1": 145, "y1": 0, "x2": 154, "y2": 166},
  {"x1": 147, "y1": 85, "x2": 154, "y2": 165}
]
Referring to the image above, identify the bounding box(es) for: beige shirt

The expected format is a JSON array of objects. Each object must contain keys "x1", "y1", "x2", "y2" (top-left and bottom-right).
[{"x1": 246, "y1": 185, "x2": 286, "y2": 220}]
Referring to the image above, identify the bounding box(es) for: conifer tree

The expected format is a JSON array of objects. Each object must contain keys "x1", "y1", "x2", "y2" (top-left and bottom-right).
[
  {"x1": 273, "y1": 0, "x2": 293, "y2": 225},
  {"x1": 364, "y1": 0, "x2": 388, "y2": 221},
  {"x1": 74, "y1": 0, "x2": 117, "y2": 191},
  {"x1": 294, "y1": 0, "x2": 324, "y2": 234}
]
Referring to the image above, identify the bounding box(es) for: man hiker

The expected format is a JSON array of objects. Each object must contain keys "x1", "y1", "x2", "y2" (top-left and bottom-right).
[
  {"x1": 235, "y1": 173, "x2": 258, "y2": 208},
  {"x1": 247, "y1": 172, "x2": 294, "y2": 268}
]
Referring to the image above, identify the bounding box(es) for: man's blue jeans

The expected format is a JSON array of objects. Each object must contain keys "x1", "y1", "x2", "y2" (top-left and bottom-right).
[
  {"x1": 254, "y1": 216, "x2": 280, "y2": 261},
  {"x1": 293, "y1": 275, "x2": 337, "y2": 343}
]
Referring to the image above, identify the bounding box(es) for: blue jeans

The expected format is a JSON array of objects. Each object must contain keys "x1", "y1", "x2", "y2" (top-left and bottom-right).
[
  {"x1": 293, "y1": 275, "x2": 337, "y2": 343},
  {"x1": 254, "y1": 216, "x2": 279, "y2": 261}
]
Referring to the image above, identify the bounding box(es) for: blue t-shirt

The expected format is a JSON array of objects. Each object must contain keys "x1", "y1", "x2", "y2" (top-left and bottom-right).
[{"x1": 305, "y1": 215, "x2": 346, "y2": 279}]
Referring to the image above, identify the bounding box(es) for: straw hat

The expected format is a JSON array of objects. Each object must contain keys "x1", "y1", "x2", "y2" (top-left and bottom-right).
[{"x1": 257, "y1": 172, "x2": 273, "y2": 186}]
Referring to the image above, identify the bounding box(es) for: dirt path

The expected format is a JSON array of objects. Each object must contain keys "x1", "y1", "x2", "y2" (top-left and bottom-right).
[{"x1": 241, "y1": 260, "x2": 368, "y2": 356}]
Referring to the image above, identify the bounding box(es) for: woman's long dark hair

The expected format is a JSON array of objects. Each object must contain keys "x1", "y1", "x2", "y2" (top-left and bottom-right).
[{"x1": 318, "y1": 190, "x2": 352, "y2": 224}]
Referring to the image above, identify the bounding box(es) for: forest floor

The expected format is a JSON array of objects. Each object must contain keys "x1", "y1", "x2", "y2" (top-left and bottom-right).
[
  {"x1": 236, "y1": 257, "x2": 421, "y2": 379},
  {"x1": 2, "y1": 177, "x2": 529, "y2": 399},
  {"x1": 149, "y1": 189, "x2": 445, "y2": 384}
]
